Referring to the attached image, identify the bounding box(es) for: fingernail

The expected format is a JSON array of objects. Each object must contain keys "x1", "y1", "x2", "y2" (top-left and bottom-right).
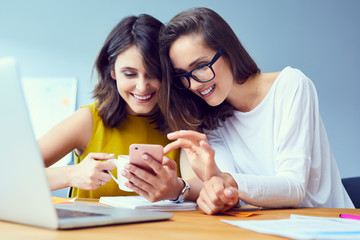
[
  {"x1": 121, "y1": 170, "x2": 127, "y2": 176},
  {"x1": 225, "y1": 189, "x2": 234, "y2": 196},
  {"x1": 163, "y1": 146, "x2": 168, "y2": 154},
  {"x1": 180, "y1": 130, "x2": 187, "y2": 133},
  {"x1": 124, "y1": 163, "x2": 130, "y2": 170},
  {"x1": 142, "y1": 154, "x2": 149, "y2": 160},
  {"x1": 109, "y1": 153, "x2": 115, "y2": 157},
  {"x1": 167, "y1": 132, "x2": 175, "y2": 138}
]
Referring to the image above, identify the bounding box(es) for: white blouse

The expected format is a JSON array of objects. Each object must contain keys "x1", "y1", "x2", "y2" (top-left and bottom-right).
[{"x1": 207, "y1": 66, "x2": 354, "y2": 208}]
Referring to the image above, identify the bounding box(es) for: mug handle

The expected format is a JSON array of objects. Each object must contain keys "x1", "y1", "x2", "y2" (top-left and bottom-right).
[{"x1": 107, "y1": 158, "x2": 120, "y2": 185}]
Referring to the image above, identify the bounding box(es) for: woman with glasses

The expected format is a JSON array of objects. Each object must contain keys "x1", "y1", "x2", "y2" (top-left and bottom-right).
[{"x1": 160, "y1": 7, "x2": 354, "y2": 214}]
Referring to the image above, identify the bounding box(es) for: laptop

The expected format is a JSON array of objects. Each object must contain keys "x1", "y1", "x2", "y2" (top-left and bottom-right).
[{"x1": 0, "y1": 58, "x2": 173, "y2": 229}]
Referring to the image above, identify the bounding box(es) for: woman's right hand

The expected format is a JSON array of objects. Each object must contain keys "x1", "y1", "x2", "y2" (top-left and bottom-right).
[
  {"x1": 164, "y1": 130, "x2": 221, "y2": 181},
  {"x1": 68, "y1": 152, "x2": 116, "y2": 190}
]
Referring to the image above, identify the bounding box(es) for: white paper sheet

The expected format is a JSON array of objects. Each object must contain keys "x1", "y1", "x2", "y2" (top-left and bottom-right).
[{"x1": 222, "y1": 214, "x2": 360, "y2": 240}]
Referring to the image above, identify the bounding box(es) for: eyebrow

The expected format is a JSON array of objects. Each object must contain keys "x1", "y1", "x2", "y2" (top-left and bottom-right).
[
  {"x1": 174, "y1": 56, "x2": 209, "y2": 72},
  {"x1": 120, "y1": 67, "x2": 137, "y2": 71},
  {"x1": 189, "y1": 56, "x2": 208, "y2": 68}
]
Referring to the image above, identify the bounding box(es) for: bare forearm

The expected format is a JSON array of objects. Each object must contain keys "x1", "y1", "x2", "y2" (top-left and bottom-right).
[
  {"x1": 45, "y1": 166, "x2": 72, "y2": 191},
  {"x1": 186, "y1": 176, "x2": 203, "y2": 202}
]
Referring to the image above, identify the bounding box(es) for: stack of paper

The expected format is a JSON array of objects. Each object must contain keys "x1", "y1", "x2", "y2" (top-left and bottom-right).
[
  {"x1": 99, "y1": 196, "x2": 197, "y2": 211},
  {"x1": 222, "y1": 214, "x2": 360, "y2": 239}
]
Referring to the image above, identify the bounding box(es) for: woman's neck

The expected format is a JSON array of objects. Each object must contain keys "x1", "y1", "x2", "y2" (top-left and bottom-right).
[{"x1": 227, "y1": 72, "x2": 278, "y2": 112}]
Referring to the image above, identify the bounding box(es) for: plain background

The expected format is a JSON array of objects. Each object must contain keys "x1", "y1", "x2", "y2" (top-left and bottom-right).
[{"x1": 1, "y1": 0, "x2": 359, "y2": 181}]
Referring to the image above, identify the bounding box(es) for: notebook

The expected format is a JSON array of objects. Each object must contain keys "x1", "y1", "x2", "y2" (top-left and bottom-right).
[
  {"x1": 100, "y1": 196, "x2": 198, "y2": 211},
  {"x1": 0, "y1": 58, "x2": 172, "y2": 229}
]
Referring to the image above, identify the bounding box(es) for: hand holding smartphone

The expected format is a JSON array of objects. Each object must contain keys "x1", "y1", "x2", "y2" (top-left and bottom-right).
[{"x1": 129, "y1": 144, "x2": 163, "y2": 174}]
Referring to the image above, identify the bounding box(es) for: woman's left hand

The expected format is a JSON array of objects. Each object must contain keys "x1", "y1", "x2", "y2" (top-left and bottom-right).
[
  {"x1": 121, "y1": 154, "x2": 184, "y2": 202},
  {"x1": 197, "y1": 175, "x2": 239, "y2": 215}
]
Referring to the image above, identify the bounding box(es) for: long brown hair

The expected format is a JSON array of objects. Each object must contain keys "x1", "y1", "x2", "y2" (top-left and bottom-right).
[
  {"x1": 92, "y1": 14, "x2": 167, "y2": 131},
  {"x1": 159, "y1": 7, "x2": 260, "y2": 131}
]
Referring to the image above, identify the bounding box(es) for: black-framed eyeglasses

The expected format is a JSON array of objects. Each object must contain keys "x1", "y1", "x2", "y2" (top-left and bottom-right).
[{"x1": 173, "y1": 49, "x2": 223, "y2": 90}]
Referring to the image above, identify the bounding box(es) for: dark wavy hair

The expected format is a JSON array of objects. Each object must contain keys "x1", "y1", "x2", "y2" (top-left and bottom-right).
[
  {"x1": 159, "y1": 7, "x2": 260, "y2": 131},
  {"x1": 92, "y1": 14, "x2": 167, "y2": 131}
]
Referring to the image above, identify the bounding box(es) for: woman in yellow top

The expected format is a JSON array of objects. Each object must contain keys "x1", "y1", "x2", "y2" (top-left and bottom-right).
[{"x1": 39, "y1": 14, "x2": 185, "y2": 201}]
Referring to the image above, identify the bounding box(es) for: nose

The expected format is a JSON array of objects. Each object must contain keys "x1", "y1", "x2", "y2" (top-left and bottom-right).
[
  {"x1": 136, "y1": 75, "x2": 150, "y2": 92},
  {"x1": 189, "y1": 78, "x2": 203, "y2": 91}
]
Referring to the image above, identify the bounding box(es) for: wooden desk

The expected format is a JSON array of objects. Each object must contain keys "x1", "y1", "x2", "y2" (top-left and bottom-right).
[{"x1": 1, "y1": 201, "x2": 359, "y2": 240}]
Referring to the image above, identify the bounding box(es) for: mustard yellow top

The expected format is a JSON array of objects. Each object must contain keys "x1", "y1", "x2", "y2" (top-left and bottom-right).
[{"x1": 71, "y1": 102, "x2": 179, "y2": 198}]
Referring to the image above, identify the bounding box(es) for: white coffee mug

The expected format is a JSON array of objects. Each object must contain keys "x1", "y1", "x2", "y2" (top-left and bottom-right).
[{"x1": 107, "y1": 155, "x2": 134, "y2": 192}]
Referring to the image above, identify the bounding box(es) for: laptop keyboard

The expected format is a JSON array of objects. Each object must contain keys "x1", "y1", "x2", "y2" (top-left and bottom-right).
[{"x1": 56, "y1": 208, "x2": 106, "y2": 219}]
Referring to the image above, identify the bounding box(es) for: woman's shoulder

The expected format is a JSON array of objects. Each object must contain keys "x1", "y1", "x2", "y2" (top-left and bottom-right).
[
  {"x1": 79, "y1": 101, "x2": 102, "y2": 120},
  {"x1": 275, "y1": 66, "x2": 314, "y2": 91},
  {"x1": 80, "y1": 101, "x2": 98, "y2": 113},
  {"x1": 272, "y1": 66, "x2": 318, "y2": 109},
  {"x1": 278, "y1": 66, "x2": 306, "y2": 80}
]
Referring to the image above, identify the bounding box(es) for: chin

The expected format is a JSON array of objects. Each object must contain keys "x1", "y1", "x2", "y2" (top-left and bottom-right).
[
  {"x1": 206, "y1": 99, "x2": 222, "y2": 107},
  {"x1": 130, "y1": 106, "x2": 156, "y2": 116}
]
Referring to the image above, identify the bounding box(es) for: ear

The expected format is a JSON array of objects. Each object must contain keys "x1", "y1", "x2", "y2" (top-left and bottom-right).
[{"x1": 110, "y1": 69, "x2": 116, "y2": 80}]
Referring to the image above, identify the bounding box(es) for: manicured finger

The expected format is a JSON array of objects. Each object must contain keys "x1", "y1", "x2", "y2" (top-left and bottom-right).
[
  {"x1": 197, "y1": 197, "x2": 213, "y2": 215},
  {"x1": 197, "y1": 189, "x2": 222, "y2": 215},
  {"x1": 142, "y1": 154, "x2": 163, "y2": 174},
  {"x1": 163, "y1": 139, "x2": 194, "y2": 154},
  {"x1": 223, "y1": 187, "x2": 239, "y2": 205},
  {"x1": 100, "y1": 160, "x2": 116, "y2": 171},
  {"x1": 123, "y1": 163, "x2": 157, "y2": 184},
  {"x1": 205, "y1": 183, "x2": 225, "y2": 208},
  {"x1": 205, "y1": 177, "x2": 231, "y2": 204},
  {"x1": 98, "y1": 171, "x2": 112, "y2": 182},
  {"x1": 124, "y1": 181, "x2": 161, "y2": 203},
  {"x1": 200, "y1": 141, "x2": 215, "y2": 158},
  {"x1": 167, "y1": 130, "x2": 207, "y2": 142},
  {"x1": 89, "y1": 152, "x2": 115, "y2": 160},
  {"x1": 161, "y1": 156, "x2": 177, "y2": 170},
  {"x1": 123, "y1": 171, "x2": 154, "y2": 193},
  {"x1": 124, "y1": 181, "x2": 149, "y2": 199}
]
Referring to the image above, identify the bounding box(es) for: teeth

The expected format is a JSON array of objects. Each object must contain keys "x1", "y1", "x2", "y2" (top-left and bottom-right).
[
  {"x1": 200, "y1": 85, "x2": 214, "y2": 95},
  {"x1": 133, "y1": 93, "x2": 152, "y2": 100}
]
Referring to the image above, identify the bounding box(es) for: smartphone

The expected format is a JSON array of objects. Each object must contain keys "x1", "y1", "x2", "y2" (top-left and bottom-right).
[{"x1": 129, "y1": 144, "x2": 163, "y2": 174}]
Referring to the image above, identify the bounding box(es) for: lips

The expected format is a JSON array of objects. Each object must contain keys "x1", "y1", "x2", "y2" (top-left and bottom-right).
[
  {"x1": 131, "y1": 92, "x2": 155, "y2": 102},
  {"x1": 199, "y1": 84, "x2": 215, "y2": 96}
]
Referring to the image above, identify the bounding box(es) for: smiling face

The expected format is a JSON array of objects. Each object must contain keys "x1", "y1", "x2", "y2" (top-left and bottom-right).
[
  {"x1": 169, "y1": 34, "x2": 234, "y2": 107},
  {"x1": 111, "y1": 45, "x2": 160, "y2": 115}
]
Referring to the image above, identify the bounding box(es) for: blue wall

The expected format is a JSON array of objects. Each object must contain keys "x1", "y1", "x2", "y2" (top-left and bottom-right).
[{"x1": 1, "y1": 0, "x2": 359, "y2": 178}]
